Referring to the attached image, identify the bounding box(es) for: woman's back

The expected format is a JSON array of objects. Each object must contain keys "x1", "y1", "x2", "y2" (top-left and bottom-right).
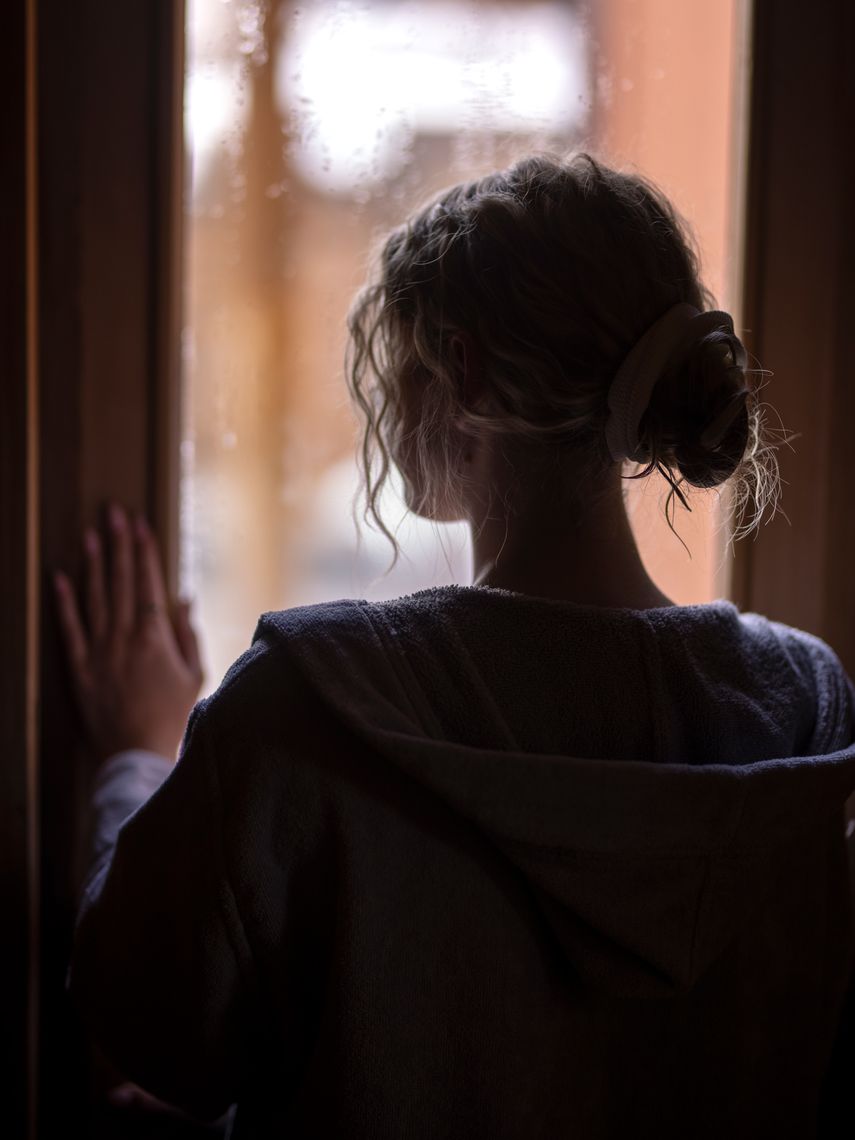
[
  {"x1": 54, "y1": 151, "x2": 855, "y2": 1137},
  {"x1": 71, "y1": 587, "x2": 855, "y2": 1137},
  {"x1": 339, "y1": 585, "x2": 837, "y2": 762}
]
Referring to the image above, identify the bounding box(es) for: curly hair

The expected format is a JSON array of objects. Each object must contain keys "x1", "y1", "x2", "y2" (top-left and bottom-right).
[{"x1": 345, "y1": 152, "x2": 783, "y2": 566}]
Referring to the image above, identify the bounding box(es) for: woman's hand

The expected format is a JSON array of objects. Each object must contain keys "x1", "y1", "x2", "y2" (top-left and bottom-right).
[{"x1": 53, "y1": 503, "x2": 204, "y2": 765}]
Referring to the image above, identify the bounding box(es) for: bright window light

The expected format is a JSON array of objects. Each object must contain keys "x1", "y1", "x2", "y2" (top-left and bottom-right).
[{"x1": 277, "y1": 2, "x2": 589, "y2": 193}]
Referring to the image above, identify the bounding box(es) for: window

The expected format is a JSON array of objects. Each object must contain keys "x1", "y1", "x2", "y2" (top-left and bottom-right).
[{"x1": 183, "y1": 0, "x2": 746, "y2": 691}]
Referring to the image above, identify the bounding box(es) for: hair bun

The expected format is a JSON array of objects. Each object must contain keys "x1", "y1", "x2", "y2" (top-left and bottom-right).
[{"x1": 668, "y1": 329, "x2": 750, "y2": 489}]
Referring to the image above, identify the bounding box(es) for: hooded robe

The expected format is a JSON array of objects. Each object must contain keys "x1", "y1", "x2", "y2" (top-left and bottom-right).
[{"x1": 70, "y1": 585, "x2": 855, "y2": 1138}]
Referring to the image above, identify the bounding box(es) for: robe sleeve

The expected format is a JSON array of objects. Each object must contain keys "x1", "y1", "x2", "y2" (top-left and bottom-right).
[
  {"x1": 85, "y1": 749, "x2": 173, "y2": 867},
  {"x1": 68, "y1": 698, "x2": 257, "y2": 1121}
]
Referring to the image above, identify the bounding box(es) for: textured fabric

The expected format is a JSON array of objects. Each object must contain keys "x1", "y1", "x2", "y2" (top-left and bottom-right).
[{"x1": 70, "y1": 586, "x2": 855, "y2": 1138}]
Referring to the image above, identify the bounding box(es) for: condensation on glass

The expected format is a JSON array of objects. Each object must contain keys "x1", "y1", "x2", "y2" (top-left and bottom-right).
[{"x1": 182, "y1": 0, "x2": 747, "y2": 693}]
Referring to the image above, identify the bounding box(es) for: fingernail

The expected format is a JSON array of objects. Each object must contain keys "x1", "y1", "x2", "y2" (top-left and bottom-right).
[
  {"x1": 53, "y1": 570, "x2": 67, "y2": 592},
  {"x1": 134, "y1": 514, "x2": 147, "y2": 540},
  {"x1": 109, "y1": 504, "x2": 124, "y2": 530},
  {"x1": 84, "y1": 528, "x2": 98, "y2": 554}
]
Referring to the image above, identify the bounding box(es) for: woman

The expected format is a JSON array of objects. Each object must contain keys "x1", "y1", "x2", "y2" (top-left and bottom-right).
[{"x1": 56, "y1": 154, "x2": 855, "y2": 1138}]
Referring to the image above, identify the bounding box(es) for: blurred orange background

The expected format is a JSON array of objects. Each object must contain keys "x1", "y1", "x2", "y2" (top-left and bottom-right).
[{"x1": 182, "y1": 0, "x2": 746, "y2": 692}]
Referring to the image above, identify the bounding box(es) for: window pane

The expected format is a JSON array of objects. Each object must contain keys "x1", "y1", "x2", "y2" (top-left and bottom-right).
[{"x1": 182, "y1": 0, "x2": 746, "y2": 693}]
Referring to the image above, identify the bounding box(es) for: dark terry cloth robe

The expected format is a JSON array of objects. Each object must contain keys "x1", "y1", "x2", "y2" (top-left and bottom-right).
[{"x1": 69, "y1": 585, "x2": 855, "y2": 1138}]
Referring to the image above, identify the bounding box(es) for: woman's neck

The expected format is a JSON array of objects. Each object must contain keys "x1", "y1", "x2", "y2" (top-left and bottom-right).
[{"x1": 465, "y1": 450, "x2": 675, "y2": 611}]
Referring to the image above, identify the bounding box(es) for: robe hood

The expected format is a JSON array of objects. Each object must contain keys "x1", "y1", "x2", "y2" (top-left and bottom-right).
[{"x1": 254, "y1": 586, "x2": 855, "y2": 1000}]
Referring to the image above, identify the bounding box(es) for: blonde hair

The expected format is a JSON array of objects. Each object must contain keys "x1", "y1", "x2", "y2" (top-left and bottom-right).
[{"x1": 346, "y1": 152, "x2": 781, "y2": 564}]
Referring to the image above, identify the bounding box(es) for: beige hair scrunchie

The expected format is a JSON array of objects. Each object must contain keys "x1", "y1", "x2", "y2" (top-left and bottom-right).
[{"x1": 604, "y1": 303, "x2": 745, "y2": 464}]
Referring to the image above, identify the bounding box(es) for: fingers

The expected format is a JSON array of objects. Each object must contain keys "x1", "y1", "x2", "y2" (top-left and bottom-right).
[
  {"x1": 173, "y1": 599, "x2": 204, "y2": 683},
  {"x1": 60, "y1": 504, "x2": 197, "y2": 671},
  {"x1": 133, "y1": 514, "x2": 169, "y2": 625},
  {"x1": 83, "y1": 528, "x2": 108, "y2": 642},
  {"x1": 53, "y1": 570, "x2": 89, "y2": 683},
  {"x1": 108, "y1": 504, "x2": 135, "y2": 639}
]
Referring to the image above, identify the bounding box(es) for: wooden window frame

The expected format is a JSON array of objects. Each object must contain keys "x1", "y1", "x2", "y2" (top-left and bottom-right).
[
  {"x1": 3, "y1": 1, "x2": 185, "y2": 1135},
  {"x1": 733, "y1": 0, "x2": 855, "y2": 676}
]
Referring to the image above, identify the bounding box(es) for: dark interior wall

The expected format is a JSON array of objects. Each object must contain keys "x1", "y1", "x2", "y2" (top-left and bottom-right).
[{"x1": 1, "y1": 1, "x2": 37, "y2": 1137}]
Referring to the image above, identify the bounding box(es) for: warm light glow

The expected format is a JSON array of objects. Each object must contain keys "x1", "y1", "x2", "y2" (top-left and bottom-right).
[
  {"x1": 182, "y1": 0, "x2": 742, "y2": 692},
  {"x1": 184, "y1": 65, "x2": 249, "y2": 181},
  {"x1": 277, "y1": 2, "x2": 588, "y2": 193}
]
